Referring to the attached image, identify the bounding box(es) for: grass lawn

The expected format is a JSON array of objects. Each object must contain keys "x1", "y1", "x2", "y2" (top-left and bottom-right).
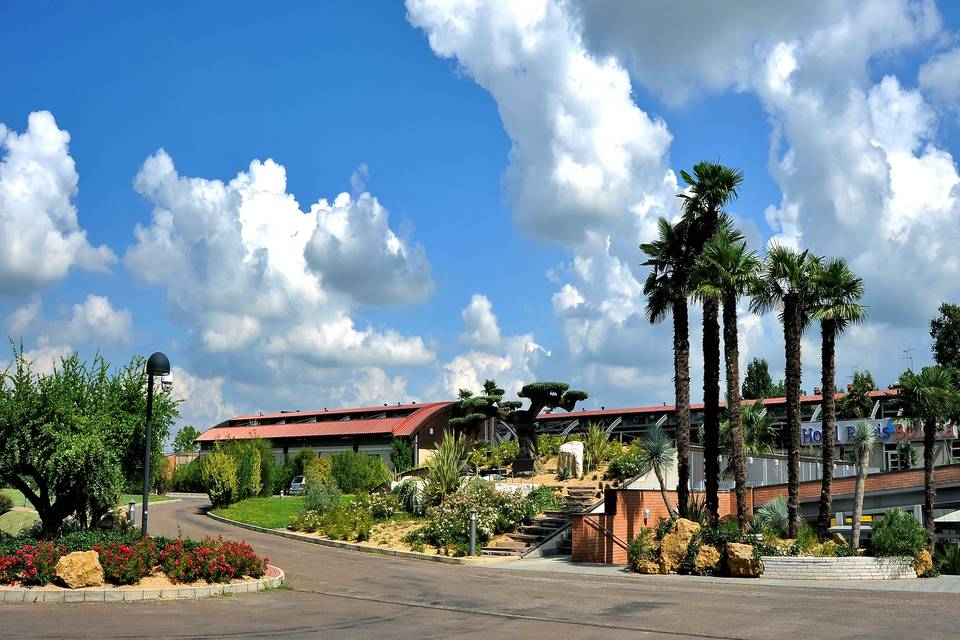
[
  {"x1": 211, "y1": 496, "x2": 306, "y2": 529},
  {"x1": 0, "y1": 510, "x2": 38, "y2": 535}
]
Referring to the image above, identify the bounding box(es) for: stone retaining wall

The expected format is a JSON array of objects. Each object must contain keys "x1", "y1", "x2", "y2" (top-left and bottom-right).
[
  {"x1": 0, "y1": 565, "x2": 284, "y2": 603},
  {"x1": 761, "y1": 556, "x2": 915, "y2": 580}
]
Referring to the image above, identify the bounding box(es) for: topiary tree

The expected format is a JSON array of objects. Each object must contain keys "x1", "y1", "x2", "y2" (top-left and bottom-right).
[{"x1": 513, "y1": 382, "x2": 588, "y2": 473}]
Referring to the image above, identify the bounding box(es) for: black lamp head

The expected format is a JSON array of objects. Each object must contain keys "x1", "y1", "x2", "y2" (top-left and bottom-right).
[{"x1": 146, "y1": 352, "x2": 171, "y2": 376}]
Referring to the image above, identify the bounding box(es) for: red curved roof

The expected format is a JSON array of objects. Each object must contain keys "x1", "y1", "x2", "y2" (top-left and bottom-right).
[{"x1": 197, "y1": 401, "x2": 453, "y2": 442}]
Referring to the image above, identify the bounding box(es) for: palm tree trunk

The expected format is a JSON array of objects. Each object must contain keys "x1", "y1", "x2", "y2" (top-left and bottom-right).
[
  {"x1": 673, "y1": 297, "x2": 691, "y2": 514},
  {"x1": 703, "y1": 297, "x2": 721, "y2": 526},
  {"x1": 654, "y1": 464, "x2": 676, "y2": 517},
  {"x1": 852, "y1": 452, "x2": 867, "y2": 548},
  {"x1": 784, "y1": 295, "x2": 803, "y2": 538},
  {"x1": 722, "y1": 292, "x2": 748, "y2": 532},
  {"x1": 817, "y1": 320, "x2": 837, "y2": 532},
  {"x1": 924, "y1": 416, "x2": 936, "y2": 554}
]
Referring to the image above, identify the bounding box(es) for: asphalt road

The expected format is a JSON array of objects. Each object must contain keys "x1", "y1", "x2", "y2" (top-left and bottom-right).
[{"x1": 1, "y1": 496, "x2": 955, "y2": 639}]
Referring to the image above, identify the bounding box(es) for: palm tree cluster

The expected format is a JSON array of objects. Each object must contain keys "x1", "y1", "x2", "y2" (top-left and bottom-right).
[{"x1": 642, "y1": 160, "x2": 868, "y2": 536}]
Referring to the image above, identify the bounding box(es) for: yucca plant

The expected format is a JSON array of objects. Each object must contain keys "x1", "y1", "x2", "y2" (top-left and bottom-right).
[
  {"x1": 636, "y1": 425, "x2": 677, "y2": 517},
  {"x1": 752, "y1": 496, "x2": 789, "y2": 538},
  {"x1": 935, "y1": 542, "x2": 960, "y2": 575},
  {"x1": 849, "y1": 420, "x2": 879, "y2": 548},
  {"x1": 583, "y1": 422, "x2": 613, "y2": 473},
  {"x1": 424, "y1": 432, "x2": 468, "y2": 505}
]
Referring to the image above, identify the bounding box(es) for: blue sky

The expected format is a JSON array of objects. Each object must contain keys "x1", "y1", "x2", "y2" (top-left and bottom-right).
[{"x1": 2, "y1": 1, "x2": 959, "y2": 432}]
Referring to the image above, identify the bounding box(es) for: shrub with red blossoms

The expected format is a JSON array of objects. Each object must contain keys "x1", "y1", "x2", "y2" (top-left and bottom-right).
[
  {"x1": 94, "y1": 538, "x2": 155, "y2": 585},
  {"x1": 157, "y1": 537, "x2": 266, "y2": 584},
  {"x1": 0, "y1": 542, "x2": 65, "y2": 586}
]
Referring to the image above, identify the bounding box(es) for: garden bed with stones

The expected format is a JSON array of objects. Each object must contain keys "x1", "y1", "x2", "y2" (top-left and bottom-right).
[{"x1": 0, "y1": 564, "x2": 284, "y2": 603}]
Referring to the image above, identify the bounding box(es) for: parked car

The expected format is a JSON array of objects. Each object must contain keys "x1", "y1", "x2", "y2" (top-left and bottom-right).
[{"x1": 289, "y1": 475, "x2": 306, "y2": 495}]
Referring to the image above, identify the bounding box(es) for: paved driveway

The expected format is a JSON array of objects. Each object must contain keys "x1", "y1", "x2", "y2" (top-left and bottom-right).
[{"x1": 1, "y1": 496, "x2": 955, "y2": 639}]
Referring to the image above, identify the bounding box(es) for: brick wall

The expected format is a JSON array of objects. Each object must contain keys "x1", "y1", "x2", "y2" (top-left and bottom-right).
[
  {"x1": 752, "y1": 464, "x2": 960, "y2": 506},
  {"x1": 571, "y1": 489, "x2": 753, "y2": 565},
  {"x1": 761, "y1": 556, "x2": 915, "y2": 580}
]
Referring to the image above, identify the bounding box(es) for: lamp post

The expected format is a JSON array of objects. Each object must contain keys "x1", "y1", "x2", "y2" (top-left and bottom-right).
[{"x1": 142, "y1": 352, "x2": 172, "y2": 537}]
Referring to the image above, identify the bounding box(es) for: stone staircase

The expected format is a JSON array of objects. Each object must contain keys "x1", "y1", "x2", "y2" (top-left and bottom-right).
[{"x1": 481, "y1": 486, "x2": 601, "y2": 557}]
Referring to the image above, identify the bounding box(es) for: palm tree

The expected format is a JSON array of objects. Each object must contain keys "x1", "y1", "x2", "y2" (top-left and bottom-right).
[
  {"x1": 694, "y1": 226, "x2": 759, "y2": 532},
  {"x1": 811, "y1": 258, "x2": 866, "y2": 532},
  {"x1": 641, "y1": 217, "x2": 694, "y2": 512},
  {"x1": 896, "y1": 367, "x2": 959, "y2": 553},
  {"x1": 678, "y1": 161, "x2": 744, "y2": 525},
  {"x1": 751, "y1": 245, "x2": 821, "y2": 537},
  {"x1": 720, "y1": 399, "x2": 778, "y2": 477},
  {"x1": 848, "y1": 420, "x2": 878, "y2": 549},
  {"x1": 636, "y1": 425, "x2": 677, "y2": 517}
]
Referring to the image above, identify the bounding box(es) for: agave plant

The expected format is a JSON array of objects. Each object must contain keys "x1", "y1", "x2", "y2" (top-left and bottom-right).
[
  {"x1": 936, "y1": 542, "x2": 960, "y2": 575},
  {"x1": 752, "y1": 496, "x2": 789, "y2": 538}
]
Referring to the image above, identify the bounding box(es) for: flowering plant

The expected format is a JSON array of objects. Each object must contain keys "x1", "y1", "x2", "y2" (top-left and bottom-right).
[
  {"x1": 94, "y1": 538, "x2": 155, "y2": 585},
  {"x1": 0, "y1": 542, "x2": 65, "y2": 586}
]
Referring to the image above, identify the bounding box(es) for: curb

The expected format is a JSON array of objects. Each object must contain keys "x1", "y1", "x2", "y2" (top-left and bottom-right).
[
  {"x1": 206, "y1": 512, "x2": 514, "y2": 566},
  {"x1": 0, "y1": 565, "x2": 284, "y2": 604}
]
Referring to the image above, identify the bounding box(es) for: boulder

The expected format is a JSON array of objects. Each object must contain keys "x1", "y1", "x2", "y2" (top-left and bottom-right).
[
  {"x1": 725, "y1": 543, "x2": 762, "y2": 578},
  {"x1": 913, "y1": 550, "x2": 933, "y2": 577},
  {"x1": 55, "y1": 550, "x2": 104, "y2": 589},
  {"x1": 830, "y1": 532, "x2": 847, "y2": 545},
  {"x1": 557, "y1": 441, "x2": 584, "y2": 478},
  {"x1": 633, "y1": 559, "x2": 660, "y2": 574},
  {"x1": 658, "y1": 518, "x2": 700, "y2": 573},
  {"x1": 693, "y1": 544, "x2": 721, "y2": 574}
]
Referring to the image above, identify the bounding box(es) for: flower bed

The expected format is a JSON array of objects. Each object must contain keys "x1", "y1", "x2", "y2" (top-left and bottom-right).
[{"x1": 0, "y1": 532, "x2": 267, "y2": 589}]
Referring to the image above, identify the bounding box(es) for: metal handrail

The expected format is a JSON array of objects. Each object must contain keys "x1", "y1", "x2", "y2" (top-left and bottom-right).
[{"x1": 579, "y1": 514, "x2": 629, "y2": 551}]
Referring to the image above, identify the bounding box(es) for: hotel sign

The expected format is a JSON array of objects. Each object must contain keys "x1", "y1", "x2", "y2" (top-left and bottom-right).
[{"x1": 801, "y1": 419, "x2": 956, "y2": 446}]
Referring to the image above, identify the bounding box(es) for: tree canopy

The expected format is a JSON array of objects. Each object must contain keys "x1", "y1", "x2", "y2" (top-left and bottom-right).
[
  {"x1": 0, "y1": 347, "x2": 179, "y2": 537},
  {"x1": 930, "y1": 302, "x2": 960, "y2": 370},
  {"x1": 172, "y1": 425, "x2": 201, "y2": 453},
  {"x1": 740, "y1": 358, "x2": 786, "y2": 399}
]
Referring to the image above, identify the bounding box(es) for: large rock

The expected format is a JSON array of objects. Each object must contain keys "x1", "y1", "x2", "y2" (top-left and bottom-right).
[
  {"x1": 658, "y1": 518, "x2": 700, "y2": 573},
  {"x1": 55, "y1": 550, "x2": 104, "y2": 589},
  {"x1": 913, "y1": 550, "x2": 933, "y2": 577},
  {"x1": 726, "y1": 543, "x2": 762, "y2": 578},
  {"x1": 693, "y1": 544, "x2": 721, "y2": 574},
  {"x1": 633, "y1": 559, "x2": 660, "y2": 574},
  {"x1": 830, "y1": 532, "x2": 847, "y2": 546},
  {"x1": 557, "y1": 441, "x2": 584, "y2": 478}
]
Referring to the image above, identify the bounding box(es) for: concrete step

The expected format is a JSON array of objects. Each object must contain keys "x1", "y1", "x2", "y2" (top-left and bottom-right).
[
  {"x1": 481, "y1": 548, "x2": 523, "y2": 557},
  {"x1": 519, "y1": 525, "x2": 562, "y2": 536}
]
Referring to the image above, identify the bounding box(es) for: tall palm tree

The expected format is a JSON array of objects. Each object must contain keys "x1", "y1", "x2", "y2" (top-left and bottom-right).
[
  {"x1": 896, "y1": 367, "x2": 959, "y2": 553},
  {"x1": 849, "y1": 420, "x2": 878, "y2": 549},
  {"x1": 694, "y1": 226, "x2": 759, "y2": 532},
  {"x1": 811, "y1": 258, "x2": 866, "y2": 532},
  {"x1": 751, "y1": 245, "x2": 821, "y2": 537},
  {"x1": 636, "y1": 425, "x2": 677, "y2": 517},
  {"x1": 678, "y1": 161, "x2": 744, "y2": 525},
  {"x1": 641, "y1": 217, "x2": 694, "y2": 512}
]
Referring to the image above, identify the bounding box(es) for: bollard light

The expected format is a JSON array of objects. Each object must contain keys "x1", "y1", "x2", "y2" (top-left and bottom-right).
[
  {"x1": 468, "y1": 506, "x2": 477, "y2": 556},
  {"x1": 128, "y1": 500, "x2": 137, "y2": 527}
]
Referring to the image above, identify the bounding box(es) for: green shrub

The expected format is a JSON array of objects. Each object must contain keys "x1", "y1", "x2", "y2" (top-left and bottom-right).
[
  {"x1": 223, "y1": 440, "x2": 262, "y2": 500},
  {"x1": 795, "y1": 524, "x2": 819, "y2": 554},
  {"x1": 0, "y1": 493, "x2": 13, "y2": 516},
  {"x1": 626, "y1": 529, "x2": 657, "y2": 570},
  {"x1": 583, "y1": 422, "x2": 613, "y2": 472},
  {"x1": 392, "y1": 479, "x2": 423, "y2": 515},
  {"x1": 170, "y1": 457, "x2": 207, "y2": 493},
  {"x1": 935, "y1": 542, "x2": 960, "y2": 575},
  {"x1": 317, "y1": 501, "x2": 374, "y2": 541},
  {"x1": 331, "y1": 452, "x2": 390, "y2": 494},
  {"x1": 249, "y1": 438, "x2": 278, "y2": 497},
  {"x1": 390, "y1": 438, "x2": 413, "y2": 473},
  {"x1": 526, "y1": 486, "x2": 561, "y2": 513},
  {"x1": 490, "y1": 440, "x2": 519, "y2": 468},
  {"x1": 679, "y1": 494, "x2": 707, "y2": 525},
  {"x1": 537, "y1": 435, "x2": 564, "y2": 459},
  {"x1": 303, "y1": 480, "x2": 342, "y2": 514},
  {"x1": 871, "y1": 508, "x2": 928, "y2": 558},
  {"x1": 277, "y1": 449, "x2": 318, "y2": 494},
  {"x1": 201, "y1": 447, "x2": 239, "y2": 508},
  {"x1": 152, "y1": 457, "x2": 171, "y2": 495},
  {"x1": 751, "y1": 496, "x2": 789, "y2": 538},
  {"x1": 304, "y1": 455, "x2": 332, "y2": 486},
  {"x1": 605, "y1": 444, "x2": 644, "y2": 480}
]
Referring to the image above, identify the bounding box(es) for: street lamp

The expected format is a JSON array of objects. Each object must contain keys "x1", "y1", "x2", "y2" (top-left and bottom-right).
[{"x1": 142, "y1": 352, "x2": 171, "y2": 537}]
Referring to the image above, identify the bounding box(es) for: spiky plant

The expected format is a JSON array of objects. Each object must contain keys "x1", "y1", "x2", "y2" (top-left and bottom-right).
[
  {"x1": 583, "y1": 421, "x2": 613, "y2": 473},
  {"x1": 636, "y1": 425, "x2": 677, "y2": 517},
  {"x1": 849, "y1": 420, "x2": 879, "y2": 548},
  {"x1": 424, "y1": 431, "x2": 467, "y2": 505}
]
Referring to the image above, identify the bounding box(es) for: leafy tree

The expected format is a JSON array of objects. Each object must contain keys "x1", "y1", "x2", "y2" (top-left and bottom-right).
[
  {"x1": 223, "y1": 440, "x2": 262, "y2": 500},
  {"x1": 839, "y1": 370, "x2": 875, "y2": 419},
  {"x1": 849, "y1": 420, "x2": 878, "y2": 549},
  {"x1": 202, "y1": 445, "x2": 238, "y2": 508},
  {"x1": 694, "y1": 222, "x2": 758, "y2": 532},
  {"x1": 930, "y1": 302, "x2": 960, "y2": 369},
  {"x1": 741, "y1": 358, "x2": 780, "y2": 399},
  {"x1": 390, "y1": 437, "x2": 413, "y2": 473},
  {"x1": 635, "y1": 426, "x2": 677, "y2": 517},
  {"x1": 752, "y1": 245, "x2": 821, "y2": 537},
  {"x1": 0, "y1": 347, "x2": 179, "y2": 537},
  {"x1": 172, "y1": 425, "x2": 201, "y2": 453},
  {"x1": 449, "y1": 379, "x2": 587, "y2": 473},
  {"x1": 330, "y1": 451, "x2": 389, "y2": 494},
  {"x1": 811, "y1": 257, "x2": 866, "y2": 532},
  {"x1": 896, "y1": 367, "x2": 960, "y2": 552},
  {"x1": 641, "y1": 216, "x2": 695, "y2": 511},
  {"x1": 678, "y1": 160, "x2": 744, "y2": 525}
]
